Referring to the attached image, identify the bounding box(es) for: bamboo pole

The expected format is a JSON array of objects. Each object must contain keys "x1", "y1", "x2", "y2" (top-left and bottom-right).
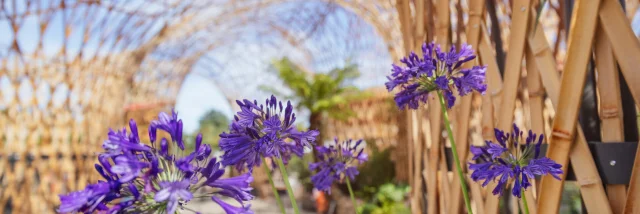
[
  {"x1": 528, "y1": 4, "x2": 613, "y2": 213},
  {"x1": 429, "y1": 1, "x2": 450, "y2": 213},
  {"x1": 477, "y1": 25, "x2": 503, "y2": 214},
  {"x1": 468, "y1": 176, "x2": 485, "y2": 214},
  {"x1": 446, "y1": 1, "x2": 484, "y2": 213},
  {"x1": 422, "y1": 113, "x2": 432, "y2": 209},
  {"x1": 411, "y1": 110, "x2": 424, "y2": 214},
  {"x1": 395, "y1": 0, "x2": 415, "y2": 188},
  {"x1": 594, "y1": 24, "x2": 627, "y2": 214},
  {"x1": 467, "y1": 24, "x2": 506, "y2": 214},
  {"x1": 597, "y1": 1, "x2": 640, "y2": 212},
  {"x1": 478, "y1": 26, "x2": 504, "y2": 115},
  {"x1": 598, "y1": 0, "x2": 640, "y2": 121},
  {"x1": 537, "y1": 0, "x2": 601, "y2": 211},
  {"x1": 523, "y1": 44, "x2": 541, "y2": 214},
  {"x1": 493, "y1": 0, "x2": 531, "y2": 136},
  {"x1": 427, "y1": 95, "x2": 442, "y2": 214},
  {"x1": 439, "y1": 149, "x2": 451, "y2": 214},
  {"x1": 411, "y1": 1, "x2": 426, "y2": 213},
  {"x1": 525, "y1": 49, "x2": 545, "y2": 136},
  {"x1": 397, "y1": 0, "x2": 414, "y2": 53},
  {"x1": 486, "y1": 0, "x2": 531, "y2": 213},
  {"x1": 435, "y1": 0, "x2": 449, "y2": 47}
]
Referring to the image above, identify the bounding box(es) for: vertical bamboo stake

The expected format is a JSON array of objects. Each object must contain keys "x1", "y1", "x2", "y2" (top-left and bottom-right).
[
  {"x1": 396, "y1": 0, "x2": 415, "y2": 186},
  {"x1": 411, "y1": 1, "x2": 426, "y2": 213},
  {"x1": 428, "y1": 96, "x2": 443, "y2": 214},
  {"x1": 478, "y1": 25, "x2": 504, "y2": 115},
  {"x1": 411, "y1": 110, "x2": 424, "y2": 214},
  {"x1": 477, "y1": 26, "x2": 503, "y2": 214},
  {"x1": 523, "y1": 45, "x2": 541, "y2": 214},
  {"x1": 446, "y1": 1, "x2": 484, "y2": 213},
  {"x1": 430, "y1": 0, "x2": 450, "y2": 212},
  {"x1": 486, "y1": 1, "x2": 531, "y2": 213},
  {"x1": 435, "y1": 0, "x2": 450, "y2": 47},
  {"x1": 523, "y1": 7, "x2": 548, "y2": 209},
  {"x1": 537, "y1": 0, "x2": 601, "y2": 212},
  {"x1": 472, "y1": 25, "x2": 504, "y2": 214},
  {"x1": 528, "y1": 6, "x2": 613, "y2": 213},
  {"x1": 493, "y1": 0, "x2": 531, "y2": 136},
  {"x1": 597, "y1": 1, "x2": 640, "y2": 212},
  {"x1": 439, "y1": 150, "x2": 451, "y2": 214},
  {"x1": 525, "y1": 49, "x2": 545, "y2": 137},
  {"x1": 594, "y1": 25, "x2": 627, "y2": 214}
]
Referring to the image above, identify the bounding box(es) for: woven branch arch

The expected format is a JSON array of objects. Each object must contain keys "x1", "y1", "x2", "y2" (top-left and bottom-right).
[{"x1": 0, "y1": 0, "x2": 402, "y2": 212}]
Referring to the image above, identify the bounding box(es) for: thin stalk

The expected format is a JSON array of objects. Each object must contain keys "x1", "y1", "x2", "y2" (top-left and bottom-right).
[
  {"x1": 521, "y1": 188, "x2": 530, "y2": 214},
  {"x1": 262, "y1": 157, "x2": 286, "y2": 214},
  {"x1": 437, "y1": 91, "x2": 473, "y2": 214},
  {"x1": 345, "y1": 177, "x2": 358, "y2": 214},
  {"x1": 275, "y1": 157, "x2": 300, "y2": 214}
]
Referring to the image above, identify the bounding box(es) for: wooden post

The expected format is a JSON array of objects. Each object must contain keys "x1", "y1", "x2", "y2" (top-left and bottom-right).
[
  {"x1": 594, "y1": 24, "x2": 627, "y2": 214},
  {"x1": 446, "y1": 1, "x2": 485, "y2": 213},
  {"x1": 597, "y1": 0, "x2": 640, "y2": 213},
  {"x1": 473, "y1": 25, "x2": 505, "y2": 214},
  {"x1": 528, "y1": 4, "x2": 612, "y2": 212},
  {"x1": 598, "y1": 0, "x2": 640, "y2": 212},
  {"x1": 486, "y1": 0, "x2": 531, "y2": 213},
  {"x1": 523, "y1": 43, "x2": 542, "y2": 214}
]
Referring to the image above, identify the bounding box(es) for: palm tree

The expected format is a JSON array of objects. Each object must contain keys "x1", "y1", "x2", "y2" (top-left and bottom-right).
[
  {"x1": 261, "y1": 57, "x2": 365, "y2": 144},
  {"x1": 262, "y1": 57, "x2": 366, "y2": 214}
]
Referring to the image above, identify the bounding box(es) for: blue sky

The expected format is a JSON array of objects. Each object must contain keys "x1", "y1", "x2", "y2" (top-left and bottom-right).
[{"x1": 174, "y1": 72, "x2": 234, "y2": 133}]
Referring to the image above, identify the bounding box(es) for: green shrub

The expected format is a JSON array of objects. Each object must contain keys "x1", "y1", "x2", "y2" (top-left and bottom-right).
[{"x1": 358, "y1": 183, "x2": 410, "y2": 214}]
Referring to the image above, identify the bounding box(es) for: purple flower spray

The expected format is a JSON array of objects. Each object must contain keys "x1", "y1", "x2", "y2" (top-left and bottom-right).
[
  {"x1": 469, "y1": 124, "x2": 562, "y2": 214},
  {"x1": 309, "y1": 138, "x2": 368, "y2": 213},
  {"x1": 58, "y1": 111, "x2": 254, "y2": 214},
  {"x1": 219, "y1": 95, "x2": 319, "y2": 214},
  {"x1": 385, "y1": 42, "x2": 487, "y2": 214}
]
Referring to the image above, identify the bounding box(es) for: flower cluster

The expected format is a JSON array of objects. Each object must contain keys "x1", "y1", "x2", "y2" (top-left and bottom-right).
[
  {"x1": 385, "y1": 42, "x2": 487, "y2": 109},
  {"x1": 468, "y1": 124, "x2": 563, "y2": 198},
  {"x1": 309, "y1": 138, "x2": 368, "y2": 193},
  {"x1": 58, "y1": 111, "x2": 254, "y2": 214},
  {"x1": 219, "y1": 95, "x2": 319, "y2": 171}
]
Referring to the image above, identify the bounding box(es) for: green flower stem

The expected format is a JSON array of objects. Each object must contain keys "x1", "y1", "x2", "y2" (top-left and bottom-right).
[
  {"x1": 262, "y1": 157, "x2": 286, "y2": 214},
  {"x1": 275, "y1": 157, "x2": 301, "y2": 214},
  {"x1": 345, "y1": 177, "x2": 358, "y2": 214},
  {"x1": 437, "y1": 91, "x2": 473, "y2": 214},
  {"x1": 521, "y1": 188, "x2": 530, "y2": 214}
]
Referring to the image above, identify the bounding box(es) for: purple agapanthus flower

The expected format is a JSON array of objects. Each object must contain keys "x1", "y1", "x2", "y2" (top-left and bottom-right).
[
  {"x1": 149, "y1": 110, "x2": 184, "y2": 150},
  {"x1": 58, "y1": 181, "x2": 120, "y2": 213},
  {"x1": 385, "y1": 42, "x2": 487, "y2": 109},
  {"x1": 309, "y1": 138, "x2": 368, "y2": 193},
  {"x1": 220, "y1": 95, "x2": 319, "y2": 171},
  {"x1": 468, "y1": 124, "x2": 563, "y2": 198},
  {"x1": 58, "y1": 112, "x2": 254, "y2": 214},
  {"x1": 154, "y1": 180, "x2": 193, "y2": 214}
]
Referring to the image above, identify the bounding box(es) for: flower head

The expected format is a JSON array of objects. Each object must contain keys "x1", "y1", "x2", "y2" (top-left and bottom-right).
[
  {"x1": 220, "y1": 95, "x2": 319, "y2": 171},
  {"x1": 58, "y1": 181, "x2": 120, "y2": 213},
  {"x1": 58, "y1": 112, "x2": 254, "y2": 214},
  {"x1": 385, "y1": 42, "x2": 486, "y2": 109},
  {"x1": 154, "y1": 180, "x2": 193, "y2": 214},
  {"x1": 468, "y1": 124, "x2": 563, "y2": 198},
  {"x1": 309, "y1": 138, "x2": 368, "y2": 193}
]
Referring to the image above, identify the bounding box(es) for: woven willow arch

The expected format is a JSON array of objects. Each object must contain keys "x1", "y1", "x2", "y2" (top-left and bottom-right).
[{"x1": 0, "y1": 0, "x2": 400, "y2": 212}]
